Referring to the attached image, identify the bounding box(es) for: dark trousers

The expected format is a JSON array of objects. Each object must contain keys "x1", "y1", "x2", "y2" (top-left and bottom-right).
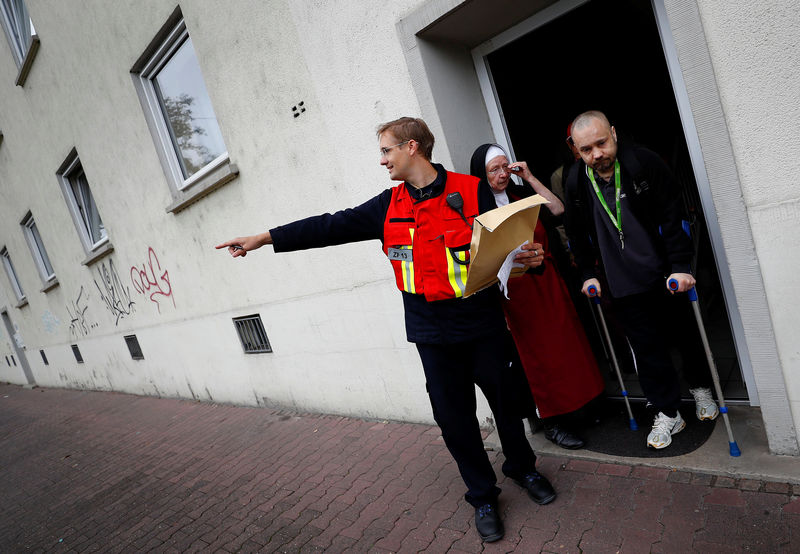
[
  {"x1": 416, "y1": 331, "x2": 537, "y2": 507},
  {"x1": 613, "y1": 288, "x2": 712, "y2": 416}
]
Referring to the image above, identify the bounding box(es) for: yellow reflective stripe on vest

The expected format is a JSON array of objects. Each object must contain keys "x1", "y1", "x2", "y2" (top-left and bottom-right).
[
  {"x1": 445, "y1": 249, "x2": 468, "y2": 298},
  {"x1": 400, "y1": 228, "x2": 415, "y2": 294}
]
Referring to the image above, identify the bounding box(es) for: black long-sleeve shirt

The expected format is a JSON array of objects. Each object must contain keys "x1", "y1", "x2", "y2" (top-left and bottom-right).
[{"x1": 269, "y1": 164, "x2": 508, "y2": 344}]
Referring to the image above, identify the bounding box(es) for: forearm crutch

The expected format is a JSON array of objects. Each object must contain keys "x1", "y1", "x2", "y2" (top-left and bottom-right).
[
  {"x1": 668, "y1": 279, "x2": 741, "y2": 457},
  {"x1": 587, "y1": 285, "x2": 638, "y2": 430}
]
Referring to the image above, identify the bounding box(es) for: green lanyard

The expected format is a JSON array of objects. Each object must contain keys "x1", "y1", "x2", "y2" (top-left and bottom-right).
[{"x1": 588, "y1": 160, "x2": 624, "y2": 249}]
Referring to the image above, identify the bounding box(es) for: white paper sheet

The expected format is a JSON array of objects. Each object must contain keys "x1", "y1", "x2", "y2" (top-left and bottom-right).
[{"x1": 497, "y1": 241, "x2": 528, "y2": 299}]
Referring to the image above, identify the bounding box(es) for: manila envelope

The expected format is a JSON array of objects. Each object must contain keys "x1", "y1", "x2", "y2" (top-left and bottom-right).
[{"x1": 463, "y1": 194, "x2": 548, "y2": 297}]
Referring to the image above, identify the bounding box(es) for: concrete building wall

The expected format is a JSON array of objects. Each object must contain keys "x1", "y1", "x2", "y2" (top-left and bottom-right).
[
  {"x1": 0, "y1": 0, "x2": 485, "y2": 424},
  {"x1": 0, "y1": 0, "x2": 797, "y2": 448},
  {"x1": 692, "y1": 0, "x2": 800, "y2": 442}
]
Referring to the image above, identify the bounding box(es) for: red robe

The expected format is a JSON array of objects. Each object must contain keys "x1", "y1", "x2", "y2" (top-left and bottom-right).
[{"x1": 503, "y1": 219, "x2": 604, "y2": 418}]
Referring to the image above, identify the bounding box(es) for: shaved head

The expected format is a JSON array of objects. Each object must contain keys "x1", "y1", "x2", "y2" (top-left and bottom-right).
[
  {"x1": 570, "y1": 110, "x2": 618, "y2": 178},
  {"x1": 571, "y1": 110, "x2": 611, "y2": 135}
]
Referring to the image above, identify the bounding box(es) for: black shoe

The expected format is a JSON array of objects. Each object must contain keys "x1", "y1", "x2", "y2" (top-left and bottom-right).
[
  {"x1": 544, "y1": 425, "x2": 585, "y2": 450},
  {"x1": 514, "y1": 472, "x2": 557, "y2": 505},
  {"x1": 474, "y1": 503, "x2": 504, "y2": 542}
]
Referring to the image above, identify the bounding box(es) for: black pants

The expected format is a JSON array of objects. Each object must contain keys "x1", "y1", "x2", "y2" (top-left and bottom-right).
[
  {"x1": 416, "y1": 331, "x2": 537, "y2": 507},
  {"x1": 613, "y1": 288, "x2": 712, "y2": 416}
]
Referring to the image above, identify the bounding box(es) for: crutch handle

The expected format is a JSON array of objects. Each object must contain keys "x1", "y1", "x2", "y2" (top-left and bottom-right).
[
  {"x1": 587, "y1": 284, "x2": 600, "y2": 304},
  {"x1": 668, "y1": 278, "x2": 678, "y2": 291},
  {"x1": 668, "y1": 278, "x2": 698, "y2": 301}
]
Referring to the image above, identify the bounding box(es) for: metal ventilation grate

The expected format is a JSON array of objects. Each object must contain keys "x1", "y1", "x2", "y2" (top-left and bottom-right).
[
  {"x1": 40, "y1": 349, "x2": 49, "y2": 365},
  {"x1": 71, "y1": 344, "x2": 84, "y2": 363},
  {"x1": 233, "y1": 314, "x2": 272, "y2": 354},
  {"x1": 124, "y1": 335, "x2": 144, "y2": 360}
]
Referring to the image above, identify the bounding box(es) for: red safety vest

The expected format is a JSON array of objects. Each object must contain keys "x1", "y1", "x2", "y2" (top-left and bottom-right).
[{"x1": 383, "y1": 172, "x2": 480, "y2": 301}]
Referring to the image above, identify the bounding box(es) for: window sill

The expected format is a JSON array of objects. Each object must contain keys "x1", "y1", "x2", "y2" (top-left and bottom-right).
[
  {"x1": 15, "y1": 35, "x2": 40, "y2": 87},
  {"x1": 166, "y1": 162, "x2": 239, "y2": 214},
  {"x1": 81, "y1": 241, "x2": 114, "y2": 266},
  {"x1": 15, "y1": 297, "x2": 28, "y2": 309},
  {"x1": 40, "y1": 277, "x2": 59, "y2": 293}
]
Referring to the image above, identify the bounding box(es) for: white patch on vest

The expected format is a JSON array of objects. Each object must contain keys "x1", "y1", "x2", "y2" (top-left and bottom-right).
[{"x1": 387, "y1": 248, "x2": 412, "y2": 262}]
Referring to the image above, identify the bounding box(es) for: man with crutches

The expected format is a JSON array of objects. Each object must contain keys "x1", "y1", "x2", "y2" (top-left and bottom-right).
[{"x1": 564, "y1": 110, "x2": 718, "y2": 450}]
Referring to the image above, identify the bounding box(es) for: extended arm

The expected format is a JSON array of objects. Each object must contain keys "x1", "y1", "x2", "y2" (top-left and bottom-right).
[
  {"x1": 215, "y1": 189, "x2": 393, "y2": 257},
  {"x1": 509, "y1": 161, "x2": 564, "y2": 216}
]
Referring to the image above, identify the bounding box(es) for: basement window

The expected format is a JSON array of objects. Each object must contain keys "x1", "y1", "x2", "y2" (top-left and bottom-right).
[
  {"x1": 71, "y1": 344, "x2": 83, "y2": 363},
  {"x1": 233, "y1": 314, "x2": 272, "y2": 354},
  {"x1": 124, "y1": 334, "x2": 144, "y2": 360},
  {"x1": 40, "y1": 349, "x2": 48, "y2": 365}
]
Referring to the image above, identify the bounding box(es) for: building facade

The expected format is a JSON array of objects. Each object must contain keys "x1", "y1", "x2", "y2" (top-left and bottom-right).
[{"x1": 1, "y1": 0, "x2": 798, "y2": 455}]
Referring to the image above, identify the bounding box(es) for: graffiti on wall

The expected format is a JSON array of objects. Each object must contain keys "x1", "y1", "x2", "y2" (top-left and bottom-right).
[
  {"x1": 41, "y1": 310, "x2": 60, "y2": 334},
  {"x1": 130, "y1": 247, "x2": 176, "y2": 314},
  {"x1": 67, "y1": 286, "x2": 98, "y2": 339},
  {"x1": 94, "y1": 258, "x2": 135, "y2": 325}
]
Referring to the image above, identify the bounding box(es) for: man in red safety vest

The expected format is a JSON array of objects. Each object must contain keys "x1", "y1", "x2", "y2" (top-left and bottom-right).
[{"x1": 216, "y1": 117, "x2": 555, "y2": 543}]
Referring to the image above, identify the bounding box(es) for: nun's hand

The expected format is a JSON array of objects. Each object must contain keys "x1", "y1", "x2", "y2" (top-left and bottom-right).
[
  {"x1": 514, "y1": 242, "x2": 544, "y2": 268},
  {"x1": 508, "y1": 161, "x2": 534, "y2": 182}
]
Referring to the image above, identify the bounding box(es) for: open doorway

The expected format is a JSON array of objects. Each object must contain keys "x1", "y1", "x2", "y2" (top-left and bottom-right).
[{"x1": 481, "y1": 0, "x2": 747, "y2": 402}]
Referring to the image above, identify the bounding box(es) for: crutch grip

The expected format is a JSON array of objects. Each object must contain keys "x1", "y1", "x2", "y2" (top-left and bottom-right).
[
  {"x1": 667, "y1": 278, "x2": 698, "y2": 301},
  {"x1": 587, "y1": 284, "x2": 600, "y2": 304},
  {"x1": 668, "y1": 278, "x2": 678, "y2": 291}
]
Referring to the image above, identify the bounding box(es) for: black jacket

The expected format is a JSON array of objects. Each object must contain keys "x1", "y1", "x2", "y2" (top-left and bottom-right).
[
  {"x1": 563, "y1": 142, "x2": 693, "y2": 284},
  {"x1": 269, "y1": 164, "x2": 508, "y2": 344}
]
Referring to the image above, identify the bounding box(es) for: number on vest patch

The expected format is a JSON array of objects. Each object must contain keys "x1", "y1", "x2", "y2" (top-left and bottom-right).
[{"x1": 387, "y1": 247, "x2": 412, "y2": 262}]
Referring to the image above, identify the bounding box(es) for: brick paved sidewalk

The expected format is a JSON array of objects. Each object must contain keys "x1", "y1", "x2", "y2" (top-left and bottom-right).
[{"x1": 1, "y1": 383, "x2": 798, "y2": 553}]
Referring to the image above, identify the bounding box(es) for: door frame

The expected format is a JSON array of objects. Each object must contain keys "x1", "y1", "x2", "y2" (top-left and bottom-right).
[
  {"x1": 470, "y1": 0, "x2": 759, "y2": 402},
  {"x1": 398, "y1": 0, "x2": 798, "y2": 454}
]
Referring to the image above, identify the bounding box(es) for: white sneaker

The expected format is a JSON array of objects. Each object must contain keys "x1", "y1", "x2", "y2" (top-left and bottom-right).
[
  {"x1": 690, "y1": 387, "x2": 719, "y2": 421},
  {"x1": 646, "y1": 411, "x2": 686, "y2": 449}
]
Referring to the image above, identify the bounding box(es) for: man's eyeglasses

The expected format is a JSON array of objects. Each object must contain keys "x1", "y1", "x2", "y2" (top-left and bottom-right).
[
  {"x1": 487, "y1": 164, "x2": 511, "y2": 176},
  {"x1": 380, "y1": 140, "x2": 410, "y2": 158}
]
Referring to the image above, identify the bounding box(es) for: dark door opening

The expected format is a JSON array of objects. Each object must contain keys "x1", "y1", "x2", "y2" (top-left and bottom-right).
[{"x1": 485, "y1": 0, "x2": 747, "y2": 401}]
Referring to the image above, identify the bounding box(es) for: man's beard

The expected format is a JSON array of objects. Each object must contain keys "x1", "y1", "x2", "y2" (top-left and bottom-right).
[{"x1": 592, "y1": 157, "x2": 614, "y2": 173}]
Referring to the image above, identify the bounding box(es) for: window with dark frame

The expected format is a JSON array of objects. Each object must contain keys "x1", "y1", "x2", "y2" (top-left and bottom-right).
[
  {"x1": 233, "y1": 314, "x2": 272, "y2": 354},
  {"x1": 21, "y1": 211, "x2": 56, "y2": 285},
  {"x1": 1, "y1": 246, "x2": 25, "y2": 303}
]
